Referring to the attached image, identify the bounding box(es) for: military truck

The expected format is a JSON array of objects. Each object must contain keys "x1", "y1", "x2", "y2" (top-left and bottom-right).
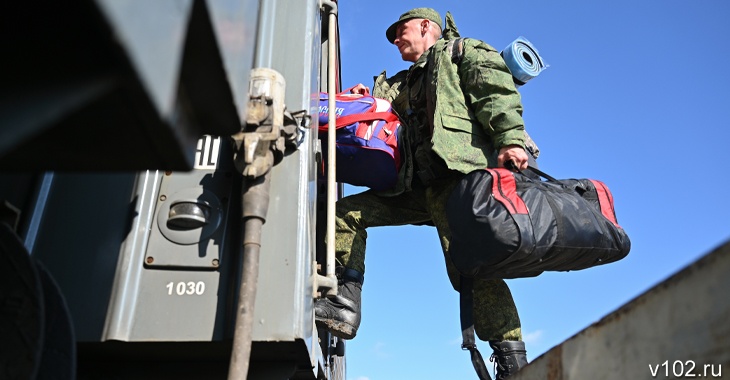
[{"x1": 0, "y1": 1, "x2": 346, "y2": 379}]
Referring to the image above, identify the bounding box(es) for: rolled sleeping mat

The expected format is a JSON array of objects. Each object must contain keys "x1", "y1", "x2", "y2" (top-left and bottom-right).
[{"x1": 501, "y1": 37, "x2": 547, "y2": 87}]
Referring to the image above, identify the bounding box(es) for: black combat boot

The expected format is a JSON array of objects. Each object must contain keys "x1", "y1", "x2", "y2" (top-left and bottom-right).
[
  {"x1": 314, "y1": 267, "x2": 364, "y2": 339},
  {"x1": 489, "y1": 340, "x2": 528, "y2": 379}
]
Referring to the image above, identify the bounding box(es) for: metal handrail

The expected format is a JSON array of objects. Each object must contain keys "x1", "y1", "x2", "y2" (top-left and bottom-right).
[{"x1": 318, "y1": 0, "x2": 339, "y2": 297}]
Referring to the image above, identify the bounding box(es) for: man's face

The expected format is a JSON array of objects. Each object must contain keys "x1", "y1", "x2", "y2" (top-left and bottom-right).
[{"x1": 393, "y1": 18, "x2": 426, "y2": 62}]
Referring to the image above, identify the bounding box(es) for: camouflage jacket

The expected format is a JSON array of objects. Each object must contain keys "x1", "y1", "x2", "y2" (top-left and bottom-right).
[
  {"x1": 416, "y1": 37, "x2": 527, "y2": 172},
  {"x1": 371, "y1": 17, "x2": 533, "y2": 196}
]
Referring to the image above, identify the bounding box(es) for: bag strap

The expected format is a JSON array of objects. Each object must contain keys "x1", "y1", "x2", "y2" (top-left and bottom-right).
[
  {"x1": 447, "y1": 37, "x2": 465, "y2": 65},
  {"x1": 525, "y1": 165, "x2": 558, "y2": 182},
  {"x1": 505, "y1": 161, "x2": 558, "y2": 182},
  {"x1": 460, "y1": 276, "x2": 493, "y2": 380},
  {"x1": 335, "y1": 111, "x2": 399, "y2": 127},
  {"x1": 320, "y1": 111, "x2": 399, "y2": 131}
]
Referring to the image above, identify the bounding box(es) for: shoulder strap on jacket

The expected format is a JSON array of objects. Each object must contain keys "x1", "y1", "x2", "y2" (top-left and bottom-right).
[{"x1": 447, "y1": 37, "x2": 465, "y2": 65}]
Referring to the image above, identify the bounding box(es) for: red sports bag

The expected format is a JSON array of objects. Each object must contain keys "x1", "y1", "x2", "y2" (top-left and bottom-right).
[{"x1": 318, "y1": 91, "x2": 402, "y2": 191}]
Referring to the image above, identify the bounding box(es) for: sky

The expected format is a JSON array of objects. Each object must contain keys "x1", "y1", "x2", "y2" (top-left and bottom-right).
[{"x1": 335, "y1": 1, "x2": 730, "y2": 379}]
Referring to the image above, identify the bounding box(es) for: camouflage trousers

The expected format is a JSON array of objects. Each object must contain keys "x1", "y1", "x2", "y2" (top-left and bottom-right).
[{"x1": 335, "y1": 176, "x2": 522, "y2": 342}]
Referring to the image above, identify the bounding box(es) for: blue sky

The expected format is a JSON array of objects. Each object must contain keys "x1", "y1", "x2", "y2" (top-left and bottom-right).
[{"x1": 336, "y1": 1, "x2": 730, "y2": 379}]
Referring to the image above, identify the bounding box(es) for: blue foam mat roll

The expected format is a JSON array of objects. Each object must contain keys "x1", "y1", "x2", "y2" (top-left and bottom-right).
[{"x1": 501, "y1": 37, "x2": 547, "y2": 86}]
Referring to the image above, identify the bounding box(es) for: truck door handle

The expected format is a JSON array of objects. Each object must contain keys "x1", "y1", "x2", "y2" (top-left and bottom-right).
[{"x1": 167, "y1": 201, "x2": 210, "y2": 229}]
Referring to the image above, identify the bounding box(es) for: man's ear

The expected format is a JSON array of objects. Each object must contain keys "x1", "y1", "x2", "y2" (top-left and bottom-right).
[{"x1": 421, "y1": 19, "x2": 429, "y2": 35}]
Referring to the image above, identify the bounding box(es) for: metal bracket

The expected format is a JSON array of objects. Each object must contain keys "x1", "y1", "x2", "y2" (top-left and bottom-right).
[{"x1": 232, "y1": 68, "x2": 307, "y2": 178}]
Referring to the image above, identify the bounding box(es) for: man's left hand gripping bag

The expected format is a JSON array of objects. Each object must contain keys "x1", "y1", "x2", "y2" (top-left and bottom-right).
[{"x1": 318, "y1": 91, "x2": 402, "y2": 191}]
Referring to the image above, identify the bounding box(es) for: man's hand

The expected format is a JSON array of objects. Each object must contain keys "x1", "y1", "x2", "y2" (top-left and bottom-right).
[
  {"x1": 497, "y1": 145, "x2": 529, "y2": 171},
  {"x1": 350, "y1": 84, "x2": 370, "y2": 95}
]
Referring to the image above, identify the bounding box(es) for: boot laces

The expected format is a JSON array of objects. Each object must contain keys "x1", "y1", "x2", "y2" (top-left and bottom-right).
[{"x1": 489, "y1": 352, "x2": 510, "y2": 380}]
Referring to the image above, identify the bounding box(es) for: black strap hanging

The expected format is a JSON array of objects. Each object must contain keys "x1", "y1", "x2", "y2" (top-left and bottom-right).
[{"x1": 460, "y1": 275, "x2": 492, "y2": 380}]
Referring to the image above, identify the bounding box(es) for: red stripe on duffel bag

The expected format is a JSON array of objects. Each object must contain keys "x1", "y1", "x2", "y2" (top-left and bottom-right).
[
  {"x1": 589, "y1": 179, "x2": 620, "y2": 226},
  {"x1": 486, "y1": 168, "x2": 528, "y2": 215}
]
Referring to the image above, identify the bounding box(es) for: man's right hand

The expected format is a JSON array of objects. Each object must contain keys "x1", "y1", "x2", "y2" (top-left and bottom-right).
[
  {"x1": 351, "y1": 84, "x2": 370, "y2": 95},
  {"x1": 497, "y1": 145, "x2": 529, "y2": 171}
]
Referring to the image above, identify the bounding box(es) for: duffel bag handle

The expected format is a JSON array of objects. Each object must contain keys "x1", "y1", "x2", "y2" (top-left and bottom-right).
[
  {"x1": 505, "y1": 161, "x2": 558, "y2": 182},
  {"x1": 525, "y1": 165, "x2": 558, "y2": 182}
]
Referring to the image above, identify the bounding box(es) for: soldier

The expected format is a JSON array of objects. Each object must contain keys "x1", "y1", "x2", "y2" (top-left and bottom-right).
[{"x1": 316, "y1": 8, "x2": 535, "y2": 379}]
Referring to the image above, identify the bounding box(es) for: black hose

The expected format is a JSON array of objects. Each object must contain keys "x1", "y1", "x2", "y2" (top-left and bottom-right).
[{"x1": 228, "y1": 171, "x2": 272, "y2": 380}]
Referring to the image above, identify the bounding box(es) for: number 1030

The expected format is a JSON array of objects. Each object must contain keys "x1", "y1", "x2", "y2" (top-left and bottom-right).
[{"x1": 166, "y1": 281, "x2": 206, "y2": 296}]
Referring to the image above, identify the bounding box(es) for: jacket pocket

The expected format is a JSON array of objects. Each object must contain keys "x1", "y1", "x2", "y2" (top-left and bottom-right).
[{"x1": 440, "y1": 112, "x2": 486, "y2": 137}]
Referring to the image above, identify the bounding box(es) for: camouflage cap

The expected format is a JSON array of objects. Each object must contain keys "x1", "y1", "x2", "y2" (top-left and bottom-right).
[{"x1": 386, "y1": 7, "x2": 442, "y2": 44}]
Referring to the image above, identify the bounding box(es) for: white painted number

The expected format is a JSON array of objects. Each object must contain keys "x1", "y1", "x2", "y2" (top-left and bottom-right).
[
  {"x1": 195, "y1": 281, "x2": 205, "y2": 294},
  {"x1": 166, "y1": 281, "x2": 206, "y2": 296}
]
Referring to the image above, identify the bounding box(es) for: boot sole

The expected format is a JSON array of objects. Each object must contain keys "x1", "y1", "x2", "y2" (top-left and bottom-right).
[{"x1": 316, "y1": 319, "x2": 356, "y2": 340}]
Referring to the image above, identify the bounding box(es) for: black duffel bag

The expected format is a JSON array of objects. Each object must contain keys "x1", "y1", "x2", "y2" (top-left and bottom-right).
[
  {"x1": 447, "y1": 165, "x2": 631, "y2": 280},
  {"x1": 447, "y1": 165, "x2": 631, "y2": 380}
]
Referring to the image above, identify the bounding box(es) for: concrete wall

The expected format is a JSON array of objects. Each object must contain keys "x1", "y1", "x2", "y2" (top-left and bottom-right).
[{"x1": 511, "y1": 240, "x2": 730, "y2": 380}]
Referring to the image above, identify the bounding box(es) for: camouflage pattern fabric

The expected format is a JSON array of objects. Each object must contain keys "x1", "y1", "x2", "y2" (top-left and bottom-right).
[
  {"x1": 371, "y1": 36, "x2": 532, "y2": 195},
  {"x1": 335, "y1": 177, "x2": 522, "y2": 341},
  {"x1": 416, "y1": 37, "x2": 527, "y2": 175},
  {"x1": 333, "y1": 20, "x2": 531, "y2": 342}
]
